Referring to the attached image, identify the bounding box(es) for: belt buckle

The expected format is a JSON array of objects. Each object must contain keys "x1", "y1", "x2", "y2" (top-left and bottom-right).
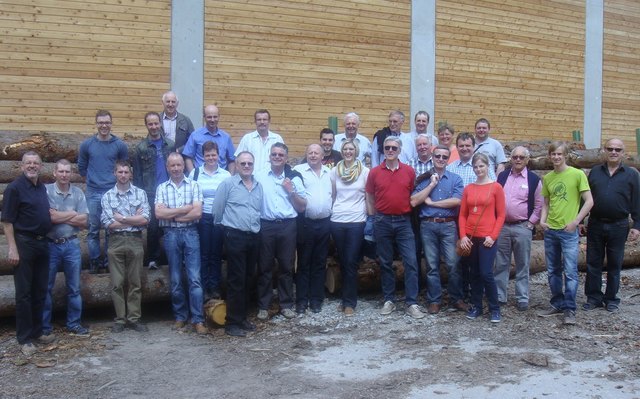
[{"x1": 434, "y1": 217, "x2": 444, "y2": 223}]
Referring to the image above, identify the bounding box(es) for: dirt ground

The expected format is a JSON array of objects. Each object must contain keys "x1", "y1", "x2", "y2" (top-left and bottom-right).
[{"x1": 1, "y1": 268, "x2": 639, "y2": 399}]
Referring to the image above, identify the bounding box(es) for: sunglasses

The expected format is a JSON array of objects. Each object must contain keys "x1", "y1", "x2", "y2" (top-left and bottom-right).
[
  {"x1": 433, "y1": 154, "x2": 449, "y2": 160},
  {"x1": 384, "y1": 146, "x2": 399, "y2": 151},
  {"x1": 605, "y1": 147, "x2": 623, "y2": 153},
  {"x1": 511, "y1": 155, "x2": 527, "y2": 160},
  {"x1": 239, "y1": 162, "x2": 254, "y2": 167},
  {"x1": 270, "y1": 153, "x2": 286, "y2": 158}
]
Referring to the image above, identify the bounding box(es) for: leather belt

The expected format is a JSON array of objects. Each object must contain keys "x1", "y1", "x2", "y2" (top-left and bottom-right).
[
  {"x1": 16, "y1": 231, "x2": 46, "y2": 241},
  {"x1": 48, "y1": 235, "x2": 78, "y2": 244},
  {"x1": 505, "y1": 220, "x2": 527, "y2": 225},
  {"x1": 110, "y1": 231, "x2": 142, "y2": 237},
  {"x1": 421, "y1": 217, "x2": 455, "y2": 223}
]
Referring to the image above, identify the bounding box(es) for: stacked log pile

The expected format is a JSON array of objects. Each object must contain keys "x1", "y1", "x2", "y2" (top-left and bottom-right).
[{"x1": 1, "y1": 132, "x2": 639, "y2": 314}]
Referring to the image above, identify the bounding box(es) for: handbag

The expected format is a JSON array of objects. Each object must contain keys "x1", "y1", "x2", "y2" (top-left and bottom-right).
[{"x1": 456, "y1": 184, "x2": 494, "y2": 257}]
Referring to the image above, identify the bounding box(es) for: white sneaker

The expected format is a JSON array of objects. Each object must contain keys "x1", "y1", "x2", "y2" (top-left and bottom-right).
[
  {"x1": 148, "y1": 261, "x2": 158, "y2": 270},
  {"x1": 257, "y1": 309, "x2": 269, "y2": 320},
  {"x1": 380, "y1": 301, "x2": 396, "y2": 315},
  {"x1": 406, "y1": 304, "x2": 425, "y2": 319}
]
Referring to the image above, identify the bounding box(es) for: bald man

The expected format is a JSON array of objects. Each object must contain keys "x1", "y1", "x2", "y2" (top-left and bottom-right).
[{"x1": 182, "y1": 105, "x2": 236, "y2": 174}]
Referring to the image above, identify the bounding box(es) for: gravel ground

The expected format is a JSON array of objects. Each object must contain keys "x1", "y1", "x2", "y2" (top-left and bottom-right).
[{"x1": 1, "y1": 269, "x2": 639, "y2": 399}]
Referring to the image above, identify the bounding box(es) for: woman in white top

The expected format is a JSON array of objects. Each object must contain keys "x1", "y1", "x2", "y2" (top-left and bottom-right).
[
  {"x1": 330, "y1": 140, "x2": 370, "y2": 316},
  {"x1": 188, "y1": 141, "x2": 230, "y2": 300}
]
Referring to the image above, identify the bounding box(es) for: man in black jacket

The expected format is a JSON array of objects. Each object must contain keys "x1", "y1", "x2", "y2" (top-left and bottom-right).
[{"x1": 159, "y1": 91, "x2": 194, "y2": 153}]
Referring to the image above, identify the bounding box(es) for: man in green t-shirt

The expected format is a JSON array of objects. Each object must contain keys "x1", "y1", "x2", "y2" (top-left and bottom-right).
[{"x1": 538, "y1": 142, "x2": 593, "y2": 325}]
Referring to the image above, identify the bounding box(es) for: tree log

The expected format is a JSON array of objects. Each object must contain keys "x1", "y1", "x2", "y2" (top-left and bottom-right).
[
  {"x1": 325, "y1": 257, "x2": 405, "y2": 294},
  {"x1": 0, "y1": 161, "x2": 84, "y2": 184},
  {"x1": 0, "y1": 131, "x2": 142, "y2": 163},
  {"x1": 0, "y1": 268, "x2": 171, "y2": 317}
]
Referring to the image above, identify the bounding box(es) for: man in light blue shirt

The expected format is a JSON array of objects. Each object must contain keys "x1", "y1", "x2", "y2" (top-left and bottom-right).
[{"x1": 182, "y1": 105, "x2": 236, "y2": 174}]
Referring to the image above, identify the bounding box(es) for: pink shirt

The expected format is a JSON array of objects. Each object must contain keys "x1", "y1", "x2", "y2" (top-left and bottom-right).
[{"x1": 503, "y1": 167, "x2": 543, "y2": 224}]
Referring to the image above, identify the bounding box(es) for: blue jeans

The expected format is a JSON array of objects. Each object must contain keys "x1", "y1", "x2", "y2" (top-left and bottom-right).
[
  {"x1": 86, "y1": 190, "x2": 108, "y2": 262},
  {"x1": 164, "y1": 227, "x2": 204, "y2": 324},
  {"x1": 585, "y1": 219, "x2": 629, "y2": 307},
  {"x1": 43, "y1": 239, "x2": 83, "y2": 332},
  {"x1": 544, "y1": 229, "x2": 579, "y2": 311},
  {"x1": 331, "y1": 221, "x2": 365, "y2": 309},
  {"x1": 420, "y1": 220, "x2": 462, "y2": 304},
  {"x1": 198, "y1": 214, "x2": 224, "y2": 294},
  {"x1": 374, "y1": 214, "x2": 419, "y2": 305},
  {"x1": 468, "y1": 237, "x2": 500, "y2": 312}
]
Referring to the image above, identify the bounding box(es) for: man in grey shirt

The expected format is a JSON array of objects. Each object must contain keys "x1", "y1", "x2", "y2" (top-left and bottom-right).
[{"x1": 213, "y1": 151, "x2": 263, "y2": 337}]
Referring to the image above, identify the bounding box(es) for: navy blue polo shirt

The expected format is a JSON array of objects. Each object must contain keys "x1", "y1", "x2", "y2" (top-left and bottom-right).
[{"x1": 1, "y1": 174, "x2": 52, "y2": 235}]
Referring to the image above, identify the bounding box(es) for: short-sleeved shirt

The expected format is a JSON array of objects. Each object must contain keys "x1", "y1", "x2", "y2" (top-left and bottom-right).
[
  {"x1": 542, "y1": 166, "x2": 590, "y2": 229},
  {"x1": 155, "y1": 177, "x2": 203, "y2": 228},
  {"x1": 254, "y1": 168, "x2": 306, "y2": 220},
  {"x1": 1, "y1": 174, "x2": 51, "y2": 235},
  {"x1": 234, "y1": 130, "x2": 284, "y2": 172},
  {"x1": 447, "y1": 159, "x2": 476, "y2": 187},
  {"x1": 474, "y1": 137, "x2": 506, "y2": 180},
  {"x1": 46, "y1": 183, "x2": 88, "y2": 239},
  {"x1": 100, "y1": 183, "x2": 150, "y2": 232},
  {"x1": 412, "y1": 170, "x2": 463, "y2": 218},
  {"x1": 365, "y1": 161, "x2": 415, "y2": 215},
  {"x1": 293, "y1": 163, "x2": 332, "y2": 219},
  {"x1": 182, "y1": 127, "x2": 236, "y2": 170},
  {"x1": 188, "y1": 166, "x2": 231, "y2": 215},
  {"x1": 213, "y1": 175, "x2": 263, "y2": 233}
]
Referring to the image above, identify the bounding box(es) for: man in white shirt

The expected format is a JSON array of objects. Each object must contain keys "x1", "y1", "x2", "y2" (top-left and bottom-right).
[
  {"x1": 333, "y1": 112, "x2": 371, "y2": 163},
  {"x1": 401, "y1": 111, "x2": 439, "y2": 163},
  {"x1": 235, "y1": 109, "x2": 284, "y2": 172}
]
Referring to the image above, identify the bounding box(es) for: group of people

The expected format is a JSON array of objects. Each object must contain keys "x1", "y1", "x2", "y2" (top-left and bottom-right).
[{"x1": 3, "y1": 91, "x2": 639, "y2": 354}]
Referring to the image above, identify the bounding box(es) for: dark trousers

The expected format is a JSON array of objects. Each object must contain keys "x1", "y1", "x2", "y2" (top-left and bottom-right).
[
  {"x1": 224, "y1": 227, "x2": 258, "y2": 327},
  {"x1": 14, "y1": 233, "x2": 49, "y2": 344},
  {"x1": 331, "y1": 221, "x2": 365, "y2": 309},
  {"x1": 198, "y1": 214, "x2": 224, "y2": 294},
  {"x1": 296, "y1": 217, "x2": 331, "y2": 309},
  {"x1": 469, "y1": 237, "x2": 500, "y2": 312},
  {"x1": 146, "y1": 194, "x2": 162, "y2": 264},
  {"x1": 257, "y1": 219, "x2": 296, "y2": 310},
  {"x1": 585, "y1": 219, "x2": 629, "y2": 306}
]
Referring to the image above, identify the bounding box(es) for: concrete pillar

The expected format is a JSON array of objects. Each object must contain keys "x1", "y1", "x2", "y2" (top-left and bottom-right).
[{"x1": 410, "y1": 1, "x2": 437, "y2": 134}]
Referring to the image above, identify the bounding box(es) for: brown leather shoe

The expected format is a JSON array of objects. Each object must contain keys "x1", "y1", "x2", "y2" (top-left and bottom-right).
[
  {"x1": 194, "y1": 323, "x2": 209, "y2": 335},
  {"x1": 427, "y1": 303, "x2": 440, "y2": 314},
  {"x1": 451, "y1": 300, "x2": 469, "y2": 312},
  {"x1": 172, "y1": 321, "x2": 186, "y2": 331}
]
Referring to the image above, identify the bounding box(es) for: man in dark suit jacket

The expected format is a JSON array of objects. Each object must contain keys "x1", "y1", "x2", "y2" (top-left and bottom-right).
[{"x1": 159, "y1": 91, "x2": 195, "y2": 153}]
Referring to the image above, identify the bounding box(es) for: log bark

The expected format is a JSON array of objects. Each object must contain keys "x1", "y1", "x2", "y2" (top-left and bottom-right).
[
  {"x1": 0, "y1": 131, "x2": 142, "y2": 163},
  {"x1": 0, "y1": 268, "x2": 171, "y2": 317},
  {"x1": 325, "y1": 257, "x2": 405, "y2": 294}
]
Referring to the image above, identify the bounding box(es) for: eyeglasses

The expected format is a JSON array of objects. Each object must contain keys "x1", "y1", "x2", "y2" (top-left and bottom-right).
[
  {"x1": 270, "y1": 153, "x2": 286, "y2": 158},
  {"x1": 605, "y1": 147, "x2": 623, "y2": 153},
  {"x1": 433, "y1": 154, "x2": 449, "y2": 160},
  {"x1": 511, "y1": 155, "x2": 527, "y2": 160},
  {"x1": 384, "y1": 146, "x2": 399, "y2": 151},
  {"x1": 239, "y1": 162, "x2": 254, "y2": 167}
]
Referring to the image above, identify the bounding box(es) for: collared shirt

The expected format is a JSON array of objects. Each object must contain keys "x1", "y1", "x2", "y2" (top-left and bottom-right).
[
  {"x1": 182, "y1": 126, "x2": 236, "y2": 170},
  {"x1": 213, "y1": 175, "x2": 263, "y2": 233},
  {"x1": 155, "y1": 177, "x2": 203, "y2": 228},
  {"x1": 100, "y1": 183, "x2": 150, "y2": 232},
  {"x1": 502, "y1": 167, "x2": 543, "y2": 224},
  {"x1": 188, "y1": 165, "x2": 231, "y2": 214},
  {"x1": 293, "y1": 163, "x2": 332, "y2": 219},
  {"x1": 255, "y1": 168, "x2": 306, "y2": 220},
  {"x1": 365, "y1": 161, "x2": 415, "y2": 215},
  {"x1": 46, "y1": 182, "x2": 88, "y2": 240},
  {"x1": 162, "y1": 113, "x2": 178, "y2": 142},
  {"x1": 588, "y1": 163, "x2": 640, "y2": 230},
  {"x1": 333, "y1": 133, "x2": 372, "y2": 162},
  {"x1": 399, "y1": 132, "x2": 440, "y2": 164},
  {"x1": 413, "y1": 170, "x2": 463, "y2": 219},
  {"x1": 234, "y1": 130, "x2": 284, "y2": 172},
  {"x1": 1, "y1": 174, "x2": 52, "y2": 235},
  {"x1": 447, "y1": 158, "x2": 476, "y2": 187},
  {"x1": 408, "y1": 157, "x2": 434, "y2": 177},
  {"x1": 474, "y1": 137, "x2": 506, "y2": 180}
]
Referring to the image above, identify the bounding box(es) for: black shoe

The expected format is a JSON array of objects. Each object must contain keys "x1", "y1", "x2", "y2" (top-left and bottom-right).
[
  {"x1": 111, "y1": 323, "x2": 125, "y2": 333},
  {"x1": 225, "y1": 326, "x2": 247, "y2": 337},
  {"x1": 127, "y1": 322, "x2": 148, "y2": 333},
  {"x1": 240, "y1": 320, "x2": 256, "y2": 331},
  {"x1": 295, "y1": 305, "x2": 307, "y2": 314},
  {"x1": 209, "y1": 290, "x2": 221, "y2": 300},
  {"x1": 310, "y1": 306, "x2": 322, "y2": 313},
  {"x1": 89, "y1": 260, "x2": 101, "y2": 274}
]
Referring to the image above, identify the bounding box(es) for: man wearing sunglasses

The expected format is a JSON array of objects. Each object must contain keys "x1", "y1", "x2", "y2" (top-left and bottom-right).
[
  {"x1": 410, "y1": 145, "x2": 465, "y2": 314},
  {"x1": 495, "y1": 146, "x2": 543, "y2": 312},
  {"x1": 582, "y1": 139, "x2": 640, "y2": 313},
  {"x1": 366, "y1": 136, "x2": 424, "y2": 319}
]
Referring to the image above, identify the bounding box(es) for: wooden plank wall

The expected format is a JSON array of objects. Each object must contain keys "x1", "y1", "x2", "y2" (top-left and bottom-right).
[
  {"x1": 204, "y1": 0, "x2": 411, "y2": 157},
  {"x1": 602, "y1": 0, "x2": 640, "y2": 153},
  {"x1": 435, "y1": 0, "x2": 586, "y2": 144},
  {"x1": 0, "y1": 0, "x2": 171, "y2": 138}
]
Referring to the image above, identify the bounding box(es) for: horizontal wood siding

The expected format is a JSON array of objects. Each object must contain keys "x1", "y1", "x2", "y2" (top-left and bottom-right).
[
  {"x1": 0, "y1": 0, "x2": 171, "y2": 137},
  {"x1": 435, "y1": 0, "x2": 585, "y2": 144},
  {"x1": 602, "y1": 0, "x2": 640, "y2": 154},
  {"x1": 204, "y1": 0, "x2": 411, "y2": 156}
]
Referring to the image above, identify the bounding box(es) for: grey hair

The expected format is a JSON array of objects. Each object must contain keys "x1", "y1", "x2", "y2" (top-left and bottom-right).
[
  {"x1": 510, "y1": 146, "x2": 530, "y2": 158},
  {"x1": 415, "y1": 133, "x2": 432, "y2": 145},
  {"x1": 344, "y1": 112, "x2": 360, "y2": 124},
  {"x1": 383, "y1": 135, "x2": 402, "y2": 148}
]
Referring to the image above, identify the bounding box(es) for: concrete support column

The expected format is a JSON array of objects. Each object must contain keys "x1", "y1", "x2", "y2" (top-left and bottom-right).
[
  {"x1": 583, "y1": 0, "x2": 604, "y2": 149},
  {"x1": 410, "y1": 1, "x2": 437, "y2": 134},
  {"x1": 170, "y1": 0, "x2": 205, "y2": 126}
]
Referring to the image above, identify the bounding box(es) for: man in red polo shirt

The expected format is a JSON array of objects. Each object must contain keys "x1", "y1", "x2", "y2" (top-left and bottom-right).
[{"x1": 366, "y1": 136, "x2": 424, "y2": 319}]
